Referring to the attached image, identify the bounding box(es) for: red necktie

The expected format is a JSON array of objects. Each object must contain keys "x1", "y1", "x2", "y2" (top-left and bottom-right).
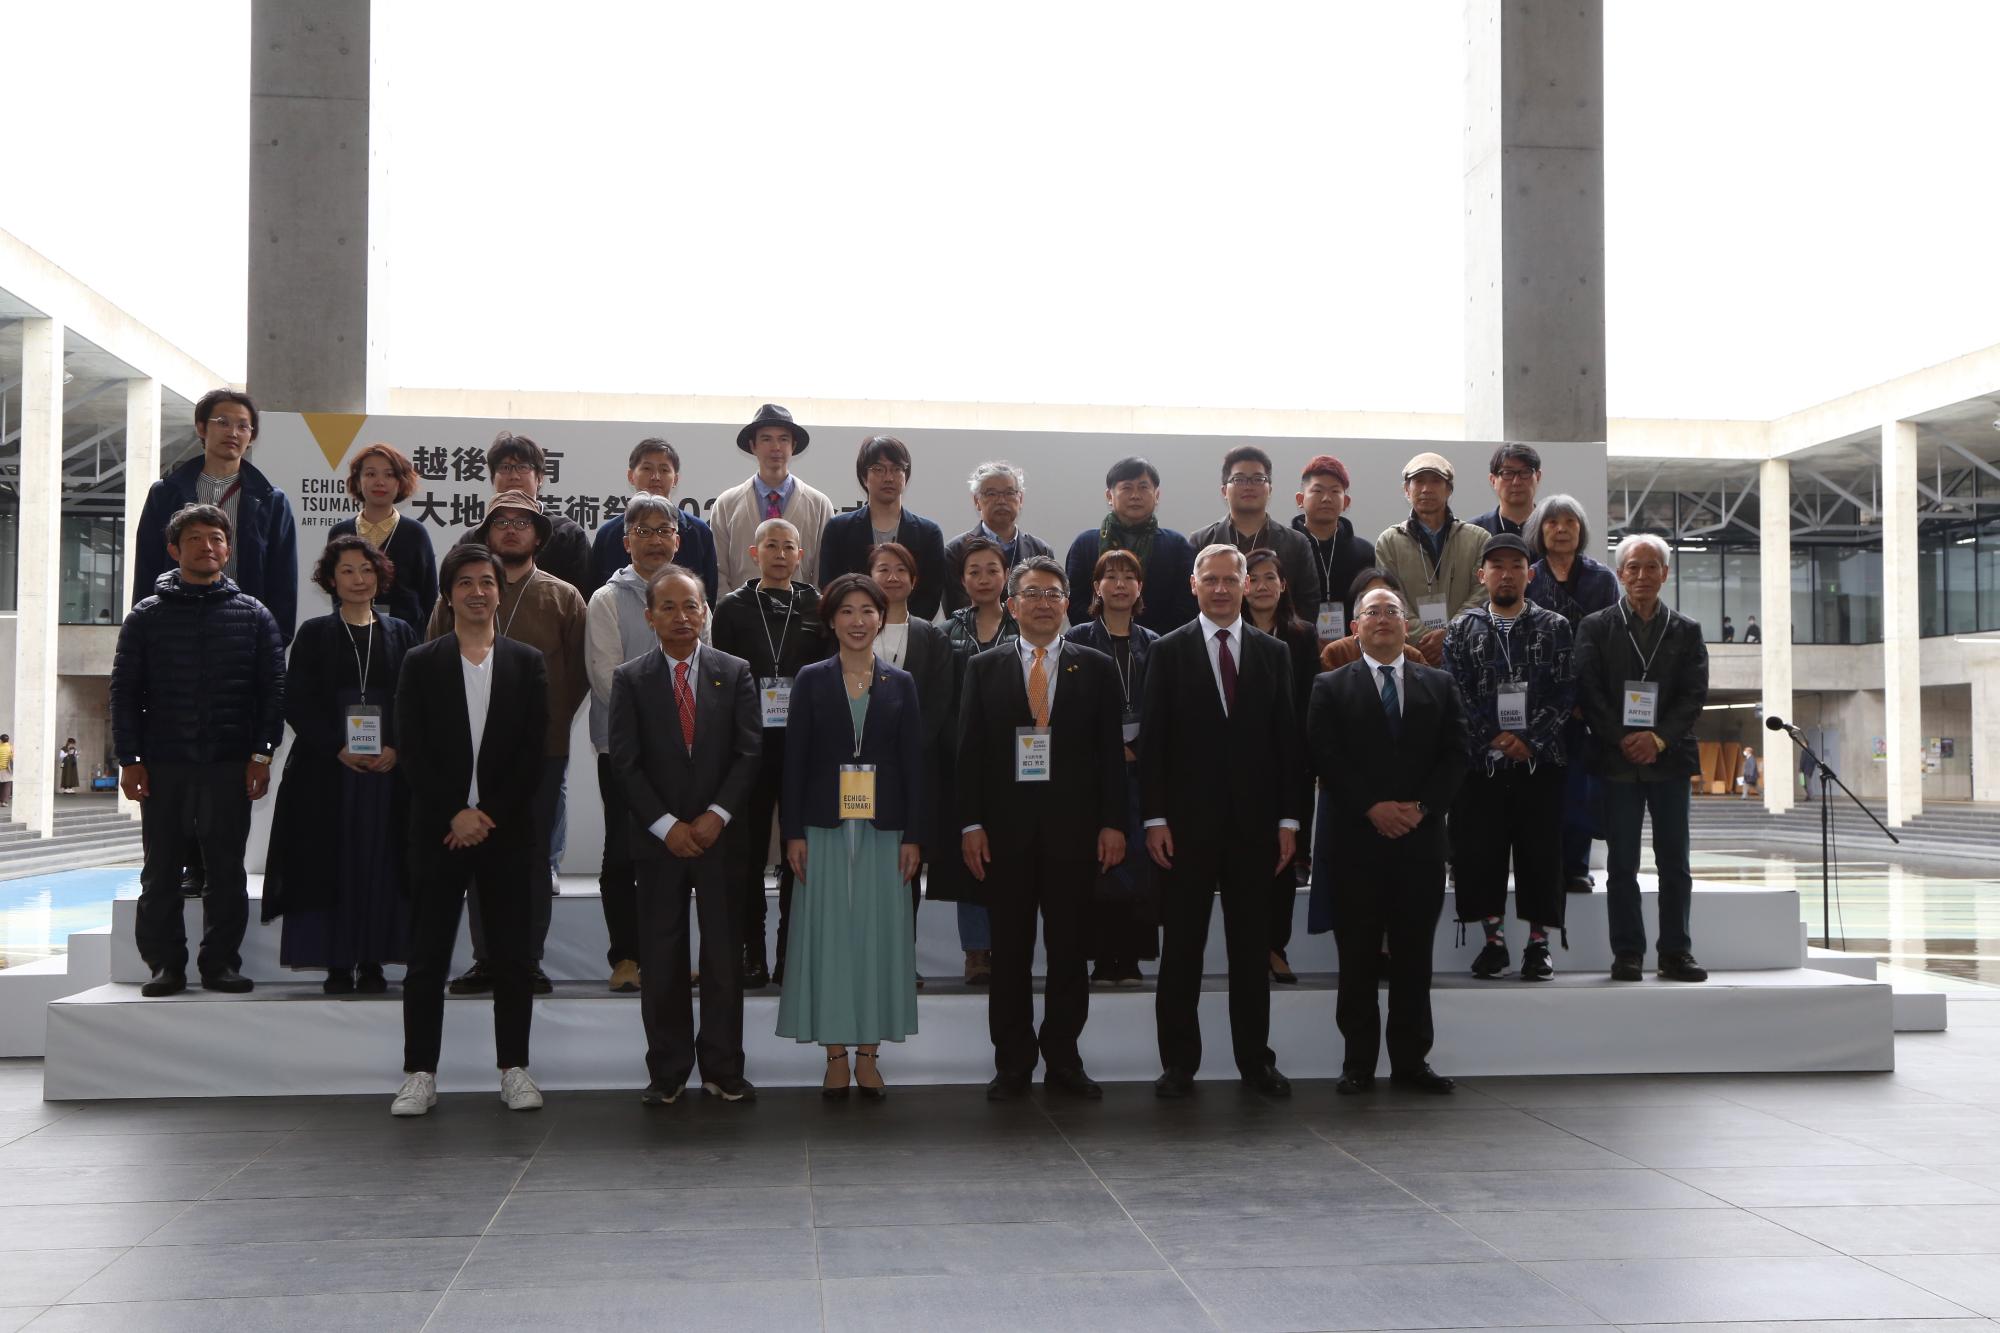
[
  {"x1": 763, "y1": 489, "x2": 783, "y2": 520},
  {"x1": 675, "y1": 660, "x2": 696, "y2": 750},
  {"x1": 1215, "y1": 628, "x2": 1237, "y2": 713}
]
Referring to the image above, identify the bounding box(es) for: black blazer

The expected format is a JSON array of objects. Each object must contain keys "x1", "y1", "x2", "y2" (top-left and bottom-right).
[
  {"x1": 329, "y1": 515, "x2": 439, "y2": 635},
  {"x1": 608, "y1": 645, "x2": 762, "y2": 862},
  {"x1": 394, "y1": 634, "x2": 549, "y2": 851},
  {"x1": 1138, "y1": 619, "x2": 1308, "y2": 855},
  {"x1": 817, "y1": 507, "x2": 949, "y2": 622},
  {"x1": 781, "y1": 656, "x2": 927, "y2": 844},
  {"x1": 900, "y1": 618, "x2": 956, "y2": 755},
  {"x1": 955, "y1": 640, "x2": 1125, "y2": 852},
  {"x1": 1308, "y1": 659, "x2": 1470, "y2": 873}
]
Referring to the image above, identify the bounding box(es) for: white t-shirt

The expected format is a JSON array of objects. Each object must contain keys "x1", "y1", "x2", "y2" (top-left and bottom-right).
[
  {"x1": 462, "y1": 649, "x2": 494, "y2": 808},
  {"x1": 877, "y1": 621, "x2": 911, "y2": 669}
]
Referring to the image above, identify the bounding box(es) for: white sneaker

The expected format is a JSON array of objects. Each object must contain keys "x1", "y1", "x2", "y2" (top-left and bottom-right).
[
  {"x1": 500, "y1": 1066, "x2": 543, "y2": 1111},
  {"x1": 390, "y1": 1071, "x2": 437, "y2": 1117}
]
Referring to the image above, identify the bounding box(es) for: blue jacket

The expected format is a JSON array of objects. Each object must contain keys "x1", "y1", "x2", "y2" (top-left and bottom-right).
[
  {"x1": 1063, "y1": 527, "x2": 1198, "y2": 636},
  {"x1": 780, "y1": 657, "x2": 927, "y2": 843},
  {"x1": 1441, "y1": 601, "x2": 1577, "y2": 769},
  {"x1": 132, "y1": 457, "x2": 298, "y2": 644},
  {"x1": 588, "y1": 507, "x2": 718, "y2": 604},
  {"x1": 817, "y1": 506, "x2": 949, "y2": 622},
  {"x1": 1526, "y1": 554, "x2": 1619, "y2": 629},
  {"x1": 111, "y1": 573, "x2": 287, "y2": 765}
]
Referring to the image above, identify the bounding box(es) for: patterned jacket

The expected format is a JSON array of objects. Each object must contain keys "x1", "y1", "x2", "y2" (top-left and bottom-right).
[{"x1": 1441, "y1": 600, "x2": 1577, "y2": 771}]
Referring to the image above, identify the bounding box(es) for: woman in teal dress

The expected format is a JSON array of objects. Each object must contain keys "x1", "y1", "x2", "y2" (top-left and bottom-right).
[{"x1": 778, "y1": 574, "x2": 925, "y2": 1099}]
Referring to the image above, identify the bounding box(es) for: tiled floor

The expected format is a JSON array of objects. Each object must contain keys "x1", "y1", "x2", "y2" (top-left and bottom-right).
[{"x1": 1, "y1": 998, "x2": 1998, "y2": 1331}]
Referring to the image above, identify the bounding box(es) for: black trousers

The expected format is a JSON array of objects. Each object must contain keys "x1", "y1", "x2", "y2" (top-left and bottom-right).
[
  {"x1": 987, "y1": 843, "x2": 1093, "y2": 1079},
  {"x1": 636, "y1": 853, "x2": 744, "y2": 1088},
  {"x1": 469, "y1": 755, "x2": 562, "y2": 964},
  {"x1": 735, "y1": 736, "x2": 792, "y2": 972},
  {"x1": 595, "y1": 753, "x2": 641, "y2": 966},
  {"x1": 1155, "y1": 841, "x2": 1274, "y2": 1078},
  {"x1": 136, "y1": 761, "x2": 251, "y2": 978},
  {"x1": 1450, "y1": 763, "x2": 1567, "y2": 928},
  {"x1": 1332, "y1": 865, "x2": 1445, "y2": 1077},
  {"x1": 403, "y1": 840, "x2": 534, "y2": 1073}
]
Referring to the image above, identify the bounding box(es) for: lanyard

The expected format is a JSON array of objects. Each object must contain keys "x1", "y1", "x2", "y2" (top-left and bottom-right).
[
  {"x1": 1484, "y1": 608, "x2": 1520, "y2": 680},
  {"x1": 1414, "y1": 518, "x2": 1448, "y2": 591},
  {"x1": 1307, "y1": 530, "x2": 1338, "y2": 598},
  {"x1": 1097, "y1": 620, "x2": 1136, "y2": 706},
  {"x1": 1619, "y1": 602, "x2": 1664, "y2": 680},
  {"x1": 1225, "y1": 518, "x2": 1268, "y2": 553},
  {"x1": 499, "y1": 574, "x2": 529, "y2": 640},
  {"x1": 757, "y1": 586, "x2": 797, "y2": 674},
  {"x1": 344, "y1": 618, "x2": 376, "y2": 703}
]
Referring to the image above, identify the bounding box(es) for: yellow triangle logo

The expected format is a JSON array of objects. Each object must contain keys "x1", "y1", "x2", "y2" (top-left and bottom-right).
[{"x1": 302, "y1": 413, "x2": 369, "y2": 470}]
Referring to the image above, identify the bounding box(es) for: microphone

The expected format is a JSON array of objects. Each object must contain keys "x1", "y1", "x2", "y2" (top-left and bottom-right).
[{"x1": 1765, "y1": 714, "x2": 1806, "y2": 740}]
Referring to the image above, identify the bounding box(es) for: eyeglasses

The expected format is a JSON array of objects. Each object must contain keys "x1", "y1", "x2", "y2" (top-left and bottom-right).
[
  {"x1": 1356, "y1": 606, "x2": 1405, "y2": 621},
  {"x1": 487, "y1": 517, "x2": 538, "y2": 532},
  {"x1": 865, "y1": 463, "x2": 907, "y2": 479},
  {"x1": 627, "y1": 524, "x2": 678, "y2": 539},
  {"x1": 976, "y1": 488, "x2": 1021, "y2": 503},
  {"x1": 493, "y1": 462, "x2": 538, "y2": 477},
  {"x1": 1494, "y1": 468, "x2": 1537, "y2": 482},
  {"x1": 1012, "y1": 587, "x2": 1069, "y2": 603},
  {"x1": 1225, "y1": 474, "x2": 1271, "y2": 487}
]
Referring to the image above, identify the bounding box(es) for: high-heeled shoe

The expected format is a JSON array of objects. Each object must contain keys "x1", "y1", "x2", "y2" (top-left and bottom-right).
[
  {"x1": 854, "y1": 1050, "x2": 887, "y2": 1102},
  {"x1": 822, "y1": 1050, "x2": 851, "y2": 1100}
]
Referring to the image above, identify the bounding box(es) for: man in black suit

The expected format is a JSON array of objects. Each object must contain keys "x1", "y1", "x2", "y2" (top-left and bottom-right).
[
  {"x1": 958, "y1": 556, "x2": 1127, "y2": 1101},
  {"x1": 1308, "y1": 585, "x2": 1470, "y2": 1095},
  {"x1": 1141, "y1": 544, "x2": 1308, "y2": 1099},
  {"x1": 391, "y1": 545, "x2": 550, "y2": 1118},
  {"x1": 610, "y1": 567, "x2": 764, "y2": 1105}
]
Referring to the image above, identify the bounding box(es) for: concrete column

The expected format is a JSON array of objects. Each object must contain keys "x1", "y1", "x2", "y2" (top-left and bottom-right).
[
  {"x1": 1464, "y1": 0, "x2": 1607, "y2": 444},
  {"x1": 1881, "y1": 420, "x2": 1922, "y2": 826},
  {"x1": 1971, "y1": 655, "x2": 2000, "y2": 803},
  {"x1": 12, "y1": 319, "x2": 63, "y2": 837},
  {"x1": 117, "y1": 378, "x2": 161, "y2": 819},
  {"x1": 1758, "y1": 458, "x2": 1795, "y2": 812},
  {"x1": 248, "y1": 0, "x2": 371, "y2": 411}
]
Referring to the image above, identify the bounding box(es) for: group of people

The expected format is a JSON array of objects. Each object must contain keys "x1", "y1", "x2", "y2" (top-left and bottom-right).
[{"x1": 108, "y1": 393, "x2": 1710, "y2": 1115}]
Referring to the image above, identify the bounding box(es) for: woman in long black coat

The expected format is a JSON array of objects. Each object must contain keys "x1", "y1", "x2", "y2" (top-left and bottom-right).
[{"x1": 264, "y1": 534, "x2": 417, "y2": 993}]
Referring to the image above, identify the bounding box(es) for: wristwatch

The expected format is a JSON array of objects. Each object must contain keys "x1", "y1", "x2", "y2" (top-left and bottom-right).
[{"x1": 251, "y1": 754, "x2": 273, "y2": 766}]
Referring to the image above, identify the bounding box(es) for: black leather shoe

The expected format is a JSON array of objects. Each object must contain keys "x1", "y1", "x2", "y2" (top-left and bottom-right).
[
  {"x1": 1335, "y1": 1071, "x2": 1376, "y2": 1095},
  {"x1": 1153, "y1": 1070, "x2": 1194, "y2": 1099},
  {"x1": 141, "y1": 968, "x2": 186, "y2": 998},
  {"x1": 986, "y1": 1073, "x2": 1032, "y2": 1101},
  {"x1": 1610, "y1": 953, "x2": 1644, "y2": 981},
  {"x1": 1390, "y1": 1063, "x2": 1456, "y2": 1094},
  {"x1": 201, "y1": 969, "x2": 254, "y2": 994},
  {"x1": 1520, "y1": 941, "x2": 1553, "y2": 981},
  {"x1": 530, "y1": 967, "x2": 554, "y2": 995},
  {"x1": 1242, "y1": 1065, "x2": 1292, "y2": 1098},
  {"x1": 640, "y1": 1082, "x2": 686, "y2": 1106},
  {"x1": 742, "y1": 958, "x2": 771, "y2": 990},
  {"x1": 323, "y1": 969, "x2": 355, "y2": 995},
  {"x1": 1471, "y1": 940, "x2": 1510, "y2": 979},
  {"x1": 1045, "y1": 1067, "x2": 1103, "y2": 1100},
  {"x1": 1565, "y1": 873, "x2": 1595, "y2": 894},
  {"x1": 1658, "y1": 951, "x2": 1709, "y2": 982},
  {"x1": 355, "y1": 965, "x2": 389, "y2": 994},
  {"x1": 179, "y1": 874, "x2": 204, "y2": 898},
  {"x1": 448, "y1": 964, "x2": 493, "y2": 995}
]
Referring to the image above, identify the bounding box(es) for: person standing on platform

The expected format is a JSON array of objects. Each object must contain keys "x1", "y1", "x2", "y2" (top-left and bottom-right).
[
  {"x1": 1470, "y1": 445, "x2": 1543, "y2": 537},
  {"x1": 712, "y1": 404, "x2": 833, "y2": 591},
  {"x1": 585, "y1": 493, "x2": 683, "y2": 993},
  {"x1": 778, "y1": 574, "x2": 925, "y2": 1100},
  {"x1": 1142, "y1": 544, "x2": 1307, "y2": 1099},
  {"x1": 1291, "y1": 454, "x2": 1376, "y2": 645},
  {"x1": 1375, "y1": 452, "x2": 1488, "y2": 666},
  {"x1": 587, "y1": 437, "x2": 718, "y2": 602},
  {"x1": 1063, "y1": 549, "x2": 1161, "y2": 986},
  {"x1": 391, "y1": 544, "x2": 549, "y2": 1117},
  {"x1": 935, "y1": 537, "x2": 1020, "y2": 985},
  {"x1": 328, "y1": 443, "x2": 437, "y2": 634},
  {"x1": 113, "y1": 503, "x2": 285, "y2": 997},
  {"x1": 1525, "y1": 494, "x2": 1619, "y2": 895},
  {"x1": 1574, "y1": 534, "x2": 1711, "y2": 984},
  {"x1": 1242, "y1": 548, "x2": 1322, "y2": 986},
  {"x1": 711, "y1": 518, "x2": 828, "y2": 990},
  {"x1": 1721, "y1": 615, "x2": 1736, "y2": 644},
  {"x1": 264, "y1": 534, "x2": 417, "y2": 994},
  {"x1": 1189, "y1": 446, "x2": 1322, "y2": 615},
  {"x1": 1442, "y1": 534, "x2": 1577, "y2": 982},
  {"x1": 943, "y1": 461, "x2": 1053, "y2": 615},
  {"x1": 0, "y1": 734, "x2": 11, "y2": 808},
  {"x1": 817, "y1": 435, "x2": 948, "y2": 620},
  {"x1": 1743, "y1": 615, "x2": 1762, "y2": 644},
  {"x1": 1064, "y1": 456, "x2": 1198, "y2": 635},
  {"x1": 431, "y1": 490, "x2": 587, "y2": 997},
  {"x1": 1739, "y1": 746, "x2": 1759, "y2": 798},
  {"x1": 455, "y1": 432, "x2": 591, "y2": 596},
  {"x1": 58, "y1": 740, "x2": 80, "y2": 794},
  {"x1": 958, "y1": 556, "x2": 1126, "y2": 1101},
  {"x1": 1307, "y1": 585, "x2": 1469, "y2": 1094},
  {"x1": 610, "y1": 566, "x2": 763, "y2": 1105}
]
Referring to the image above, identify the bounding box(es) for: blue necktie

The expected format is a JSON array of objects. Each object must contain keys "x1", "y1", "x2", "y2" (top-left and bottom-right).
[{"x1": 1378, "y1": 665, "x2": 1402, "y2": 739}]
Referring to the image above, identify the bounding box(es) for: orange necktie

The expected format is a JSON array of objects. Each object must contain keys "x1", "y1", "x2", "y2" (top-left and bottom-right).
[{"x1": 1028, "y1": 646, "x2": 1049, "y2": 727}]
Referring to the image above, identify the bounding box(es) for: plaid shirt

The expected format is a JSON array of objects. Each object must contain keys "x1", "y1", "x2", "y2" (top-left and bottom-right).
[{"x1": 1441, "y1": 600, "x2": 1577, "y2": 770}]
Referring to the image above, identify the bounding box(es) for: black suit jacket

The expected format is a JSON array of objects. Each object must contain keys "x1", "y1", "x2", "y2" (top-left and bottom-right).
[
  {"x1": 955, "y1": 640, "x2": 1125, "y2": 854},
  {"x1": 608, "y1": 645, "x2": 761, "y2": 863},
  {"x1": 817, "y1": 507, "x2": 949, "y2": 622},
  {"x1": 1138, "y1": 619, "x2": 1308, "y2": 857},
  {"x1": 1308, "y1": 659, "x2": 1470, "y2": 873},
  {"x1": 781, "y1": 657, "x2": 928, "y2": 843},
  {"x1": 394, "y1": 634, "x2": 549, "y2": 854}
]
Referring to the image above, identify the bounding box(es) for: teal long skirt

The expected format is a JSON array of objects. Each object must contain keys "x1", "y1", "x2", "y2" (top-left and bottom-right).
[{"x1": 775, "y1": 821, "x2": 920, "y2": 1045}]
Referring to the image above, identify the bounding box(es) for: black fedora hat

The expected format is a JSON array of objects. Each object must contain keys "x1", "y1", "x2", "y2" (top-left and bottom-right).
[{"x1": 736, "y1": 403, "x2": 810, "y2": 455}]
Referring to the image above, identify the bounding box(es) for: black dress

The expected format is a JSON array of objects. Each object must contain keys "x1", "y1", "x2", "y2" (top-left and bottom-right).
[
  {"x1": 1063, "y1": 619, "x2": 1161, "y2": 963},
  {"x1": 263, "y1": 613, "x2": 416, "y2": 970}
]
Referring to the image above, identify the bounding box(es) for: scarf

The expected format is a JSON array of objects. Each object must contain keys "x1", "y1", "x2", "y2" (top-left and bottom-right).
[{"x1": 1099, "y1": 511, "x2": 1160, "y2": 567}]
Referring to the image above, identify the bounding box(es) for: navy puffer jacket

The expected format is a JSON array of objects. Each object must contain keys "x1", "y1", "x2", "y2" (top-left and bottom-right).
[{"x1": 111, "y1": 573, "x2": 287, "y2": 765}]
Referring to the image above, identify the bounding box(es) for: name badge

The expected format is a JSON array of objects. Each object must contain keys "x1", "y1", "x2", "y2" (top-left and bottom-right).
[
  {"x1": 1496, "y1": 682, "x2": 1529, "y2": 731},
  {"x1": 1121, "y1": 705, "x2": 1141, "y2": 745},
  {"x1": 1622, "y1": 680, "x2": 1660, "y2": 728},
  {"x1": 1417, "y1": 599, "x2": 1449, "y2": 631},
  {"x1": 758, "y1": 676, "x2": 793, "y2": 728},
  {"x1": 1316, "y1": 601, "x2": 1347, "y2": 641},
  {"x1": 838, "y1": 764, "x2": 877, "y2": 819},
  {"x1": 345, "y1": 704, "x2": 383, "y2": 756},
  {"x1": 1016, "y1": 727, "x2": 1052, "y2": 782}
]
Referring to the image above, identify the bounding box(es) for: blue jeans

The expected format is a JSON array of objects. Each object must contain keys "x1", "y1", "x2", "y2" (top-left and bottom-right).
[
  {"x1": 1603, "y1": 778, "x2": 1693, "y2": 958},
  {"x1": 957, "y1": 902, "x2": 992, "y2": 951}
]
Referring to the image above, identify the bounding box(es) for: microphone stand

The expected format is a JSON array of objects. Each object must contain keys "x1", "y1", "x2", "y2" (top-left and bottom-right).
[{"x1": 1775, "y1": 726, "x2": 1899, "y2": 949}]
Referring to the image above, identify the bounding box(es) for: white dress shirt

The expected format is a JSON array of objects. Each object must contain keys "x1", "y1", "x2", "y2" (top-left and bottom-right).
[
  {"x1": 1146, "y1": 614, "x2": 1298, "y2": 832},
  {"x1": 645, "y1": 644, "x2": 736, "y2": 842},
  {"x1": 1361, "y1": 650, "x2": 1407, "y2": 716},
  {"x1": 461, "y1": 647, "x2": 494, "y2": 809}
]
